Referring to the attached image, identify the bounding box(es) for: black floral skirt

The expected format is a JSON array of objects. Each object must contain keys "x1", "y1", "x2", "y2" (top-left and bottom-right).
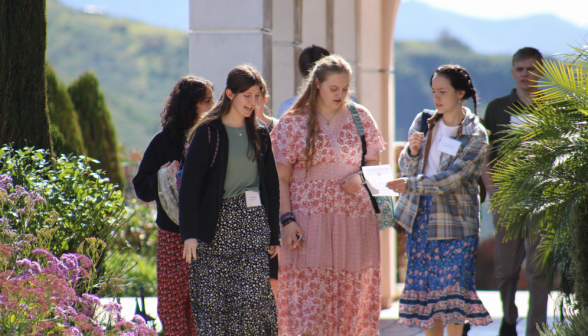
[{"x1": 189, "y1": 194, "x2": 278, "y2": 336}]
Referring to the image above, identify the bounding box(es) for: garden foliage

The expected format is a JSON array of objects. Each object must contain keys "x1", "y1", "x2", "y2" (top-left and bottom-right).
[
  {"x1": 0, "y1": 146, "x2": 133, "y2": 295},
  {"x1": 47, "y1": 64, "x2": 86, "y2": 156},
  {"x1": 0, "y1": 0, "x2": 53, "y2": 150},
  {"x1": 538, "y1": 308, "x2": 588, "y2": 336},
  {"x1": 0, "y1": 242, "x2": 156, "y2": 335},
  {"x1": 68, "y1": 72, "x2": 125, "y2": 189},
  {"x1": 490, "y1": 43, "x2": 588, "y2": 310}
]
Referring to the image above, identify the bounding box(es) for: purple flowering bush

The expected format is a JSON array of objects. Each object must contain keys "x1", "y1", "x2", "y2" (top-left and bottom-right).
[{"x1": 0, "y1": 245, "x2": 156, "y2": 335}]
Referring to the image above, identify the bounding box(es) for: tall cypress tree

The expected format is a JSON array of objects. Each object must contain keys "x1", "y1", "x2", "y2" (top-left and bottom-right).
[
  {"x1": 46, "y1": 64, "x2": 86, "y2": 155},
  {"x1": 68, "y1": 72, "x2": 124, "y2": 189},
  {"x1": 0, "y1": 0, "x2": 52, "y2": 150}
]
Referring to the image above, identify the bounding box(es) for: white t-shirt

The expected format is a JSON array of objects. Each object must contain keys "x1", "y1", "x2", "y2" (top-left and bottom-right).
[{"x1": 424, "y1": 119, "x2": 459, "y2": 177}]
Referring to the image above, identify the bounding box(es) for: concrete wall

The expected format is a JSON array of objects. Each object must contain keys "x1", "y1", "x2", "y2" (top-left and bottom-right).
[{"x1": 189, "y1": 0, "x2": 272, "y2": 106}]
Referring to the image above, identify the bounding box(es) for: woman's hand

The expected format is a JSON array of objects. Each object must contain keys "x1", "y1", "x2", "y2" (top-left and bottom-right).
[
  {"x1": 269, "y1": 245, "x2": 280, "y2": 259},
  {"x1": 282, "y1": 222, "x2": 303, "y2": 250},
  {"x1": 341, "y1": 173, "x2": 362, "y2": 195},
  {"x1": 408, "y1": 132, "x2": 424, "y2": 157},
  {"x1": 183, "y1": 238, "x2": 198, "y2": 263},
  {"x1": 387, "y1": 178, "x2": 408, "y2": 194}
]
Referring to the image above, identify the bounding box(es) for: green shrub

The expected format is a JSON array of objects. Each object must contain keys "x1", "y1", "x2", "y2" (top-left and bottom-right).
[
  {"x1": 46, "y1": 64, "x2": 86, "y2": 155},
  {"x1": 0, "y1": 145, "x2": 133, "y2": 294},
  {"x1": 539, "y1": 309, "x2": 588, "y2": 336},
  {"x1": 68, "y1": 71, "x2": 124, "y2": 189},
  {"x1": 0, "y1": 0, "x2": 52, "y2": 150}
]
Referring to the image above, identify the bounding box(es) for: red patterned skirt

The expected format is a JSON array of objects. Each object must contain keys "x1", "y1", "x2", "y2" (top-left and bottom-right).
[{"x1": 157, "y1": 229, "x2": 197, "y2": 336}]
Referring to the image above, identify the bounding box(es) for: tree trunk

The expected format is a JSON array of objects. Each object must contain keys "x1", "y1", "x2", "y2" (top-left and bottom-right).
[
  {"x1": 571, "y1": 196, "x2": 588, "y2": 309},
  {"x1": 0, "y1": 0, "x2": 52, "y2": 150}
]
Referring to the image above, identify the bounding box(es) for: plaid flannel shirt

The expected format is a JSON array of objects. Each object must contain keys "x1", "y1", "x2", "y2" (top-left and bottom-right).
[{"x1": 394, "y1": 108, "x2": 489, "y2": 240}]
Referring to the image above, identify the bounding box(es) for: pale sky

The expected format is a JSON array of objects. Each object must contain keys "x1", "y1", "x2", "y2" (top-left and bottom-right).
[{"x1": 408, "y1": 0, "x2": 587, "y2": 28}]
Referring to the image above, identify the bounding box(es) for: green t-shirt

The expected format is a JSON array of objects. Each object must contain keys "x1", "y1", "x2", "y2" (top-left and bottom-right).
[{"x1": 223, "y1": 125, "x2": 260, "y2": 199}]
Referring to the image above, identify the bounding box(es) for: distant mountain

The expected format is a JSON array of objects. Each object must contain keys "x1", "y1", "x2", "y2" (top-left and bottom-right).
[
  {"x1": 47, "y1": 0, "x2": 188, "y2": 149},
  {"x1": 59, "y1": 0, "x2": 587, "y2": 55},
  {"x1": 45, "y1": 0, "x2": 562, "y2": 148},
  {"x1": 58, "y1": 0, "x2": 188, "y2": 31},
  {"x1": 395, "y1": 1, "x2": 588, "y2": 55}
]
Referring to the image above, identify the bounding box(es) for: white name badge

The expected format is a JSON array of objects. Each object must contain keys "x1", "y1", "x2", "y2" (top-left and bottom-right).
[
  {"x1": 245, "y1": 191, "x2": 262, "y2": 207},
  {"x1": 438, "y1": 136, "x2": 461, "y2": 156}
]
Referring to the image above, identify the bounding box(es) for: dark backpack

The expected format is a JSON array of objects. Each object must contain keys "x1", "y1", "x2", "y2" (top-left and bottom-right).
[
  {"x1": 176, "y1": 125, "x2": 220, "y2": 192},
  {"x1": 419, "y1": 111, "x2": 486, "y2": 203}
]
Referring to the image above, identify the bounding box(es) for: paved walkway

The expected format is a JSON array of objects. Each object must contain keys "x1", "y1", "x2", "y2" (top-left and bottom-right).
[{"x1": 103, "y1": 291, "x2": 565, "y2": 334}]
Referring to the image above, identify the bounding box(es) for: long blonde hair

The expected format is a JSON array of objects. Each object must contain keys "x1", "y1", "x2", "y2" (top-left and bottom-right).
[{"x1": 285, "y1": 54, "x2": 352, "y2": 173}]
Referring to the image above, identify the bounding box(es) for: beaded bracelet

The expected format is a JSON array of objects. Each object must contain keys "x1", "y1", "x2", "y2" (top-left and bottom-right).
[{"x1": 280, "y1": 212, "x2": 295, "y2": 224}]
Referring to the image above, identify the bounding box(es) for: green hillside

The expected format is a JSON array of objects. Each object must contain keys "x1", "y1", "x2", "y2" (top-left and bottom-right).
[
  {"x1": 47, "y1": 0, "x2": 515, "y2": 147},
  {"x1": 47, "y1": 0, "x2": 188, "y2": 148}
]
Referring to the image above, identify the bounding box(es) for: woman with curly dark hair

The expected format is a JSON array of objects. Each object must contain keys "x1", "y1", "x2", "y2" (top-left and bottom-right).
[{"x1": 133, "y1": 76, "x2": 213, "y2": 335}]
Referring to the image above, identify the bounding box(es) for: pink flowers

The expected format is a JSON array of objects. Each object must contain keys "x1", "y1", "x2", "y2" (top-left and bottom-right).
[{"x1": 0, "y1": 247, "x2": 156, "y2": 336}]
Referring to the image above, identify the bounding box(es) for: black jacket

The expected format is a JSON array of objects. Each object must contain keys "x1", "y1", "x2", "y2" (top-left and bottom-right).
[
  {"x1": 132, "y1": 130, "x2": 184, "y2": 233},
  {"x1": 179, "y1": 118, "x2": 281, "y2": 245}
]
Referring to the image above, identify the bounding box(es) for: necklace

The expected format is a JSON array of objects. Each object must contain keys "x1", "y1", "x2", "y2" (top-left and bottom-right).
[
  {"x1": 318, "y1": 109, "x2": 339, "y2": 126},
  {"x1": 228, "y1": 125, "x2": 243, "y2": 136}
]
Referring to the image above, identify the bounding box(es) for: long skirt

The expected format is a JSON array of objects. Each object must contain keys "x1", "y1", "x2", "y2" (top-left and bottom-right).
[
  {"x1": 399, "y1": 195, "x2": 492, "y2": 329},
  {"x1": 188, "y1": 194, "x2": 278, "y2": 336},
  {"x1": 157, "y1": 229, "x2": 197, "y2": 336}
]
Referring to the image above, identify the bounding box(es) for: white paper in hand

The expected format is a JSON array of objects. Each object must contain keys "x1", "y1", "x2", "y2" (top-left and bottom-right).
[{"x1": 361, "y1": 164, "x2": 398, "y2": 196}]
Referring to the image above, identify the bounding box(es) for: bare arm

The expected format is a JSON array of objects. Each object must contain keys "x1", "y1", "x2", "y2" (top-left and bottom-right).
[
  {"x1": 277, "y1": 162, "x2": 303, "y2": 250},
  {"x1": 481, "y1": 143, "x2": 494, "y2": 197}
]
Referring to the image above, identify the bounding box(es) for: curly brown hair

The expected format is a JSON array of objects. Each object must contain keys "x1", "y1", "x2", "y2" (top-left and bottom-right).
[{"x1": 160, "y1": 76, "x2": 214, "y2": 145}]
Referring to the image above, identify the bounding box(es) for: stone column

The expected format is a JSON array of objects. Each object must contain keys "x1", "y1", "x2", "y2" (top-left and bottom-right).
[
  {"x1": 189, "y1": 0, "x2": 272, "y2": 105},
  {"x1": 271, "y1": 0, "x2": 301, "y2": 113},
  {"x1": 356, "y1": 0, "x2": 401, "y2": 309}
]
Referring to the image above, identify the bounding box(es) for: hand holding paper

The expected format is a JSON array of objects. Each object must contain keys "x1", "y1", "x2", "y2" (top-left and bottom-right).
[{"x1": 361, "y1": 164, "x2": 398, "y2": 196}]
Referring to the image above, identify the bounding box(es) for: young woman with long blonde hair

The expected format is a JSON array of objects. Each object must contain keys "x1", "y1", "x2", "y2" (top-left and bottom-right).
[{"x1": 271, "y1": 55, "x2": 385, "y2": 335}]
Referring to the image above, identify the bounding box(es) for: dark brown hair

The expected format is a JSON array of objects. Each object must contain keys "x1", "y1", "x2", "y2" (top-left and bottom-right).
[
  {"x1": 430, "y1": 64, "x2": 478, "y2": 114},
  {"x1": 512, "y1": 47, "x2": 543, "y2": 67},
  {"x1": 298, "y1": 45, "x2": 331, "y2": 78},
  {"x1": 160, "y1": 76, "x2": 213, "y2": 145},
  {"x1": 190, "y1": 65, "x2": 266, "y2": 161},
  {"x1": 287, "y1": 54, "x2": 352, "y2": 173}
]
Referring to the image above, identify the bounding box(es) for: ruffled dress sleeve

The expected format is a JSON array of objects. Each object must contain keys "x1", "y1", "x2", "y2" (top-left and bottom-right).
[{"x1": 270, "y1": 114, "x2": 301, "y2": 168}]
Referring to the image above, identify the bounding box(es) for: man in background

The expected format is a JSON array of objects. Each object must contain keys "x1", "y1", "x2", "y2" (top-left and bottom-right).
[
  {"x1": 481, "y1": 47, "x2": 548, "y2": 336},
  {"x1": 277, "y1": 45, "x2": 330, "y2": 118}
]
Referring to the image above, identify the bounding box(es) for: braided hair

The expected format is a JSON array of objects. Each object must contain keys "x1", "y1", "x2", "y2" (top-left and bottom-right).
[{"x1": 429, "y1": 65, "x2": 478, "y2": 114}]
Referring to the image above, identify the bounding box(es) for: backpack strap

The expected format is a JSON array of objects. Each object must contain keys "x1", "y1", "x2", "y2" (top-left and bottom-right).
[
  {"x1": 348, "y1": 102, "x2": 367, "y2": 166},
  {"x1": 348, "y1": 102, "x2": 380, "y2": 214},
  {"x1": 420, "y1": 110, "x2": 433, "y2": 136}
]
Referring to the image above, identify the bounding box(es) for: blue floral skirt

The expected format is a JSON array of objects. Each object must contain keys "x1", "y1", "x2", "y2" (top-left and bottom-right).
[{"x1": 399, "y1": 196, "x2": 492, "y2": 329}]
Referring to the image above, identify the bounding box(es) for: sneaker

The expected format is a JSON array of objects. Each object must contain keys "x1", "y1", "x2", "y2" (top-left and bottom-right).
[{"x1": 499, "y1": 320, "x2": 517, "y2": 336}]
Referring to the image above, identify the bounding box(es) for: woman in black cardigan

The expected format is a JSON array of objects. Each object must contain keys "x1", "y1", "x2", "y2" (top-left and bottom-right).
[
  {"x1": 179, "y1": 65, "x2": 280, "y2": 336},
  {"x1": 133, "y1": 76, "x2": 213, "y2": 336}
]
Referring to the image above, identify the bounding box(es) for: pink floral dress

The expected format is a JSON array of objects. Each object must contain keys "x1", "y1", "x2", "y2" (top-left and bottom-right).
[{"x1": 271, "y1": 104, "x2": 386, "y2": 336}]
